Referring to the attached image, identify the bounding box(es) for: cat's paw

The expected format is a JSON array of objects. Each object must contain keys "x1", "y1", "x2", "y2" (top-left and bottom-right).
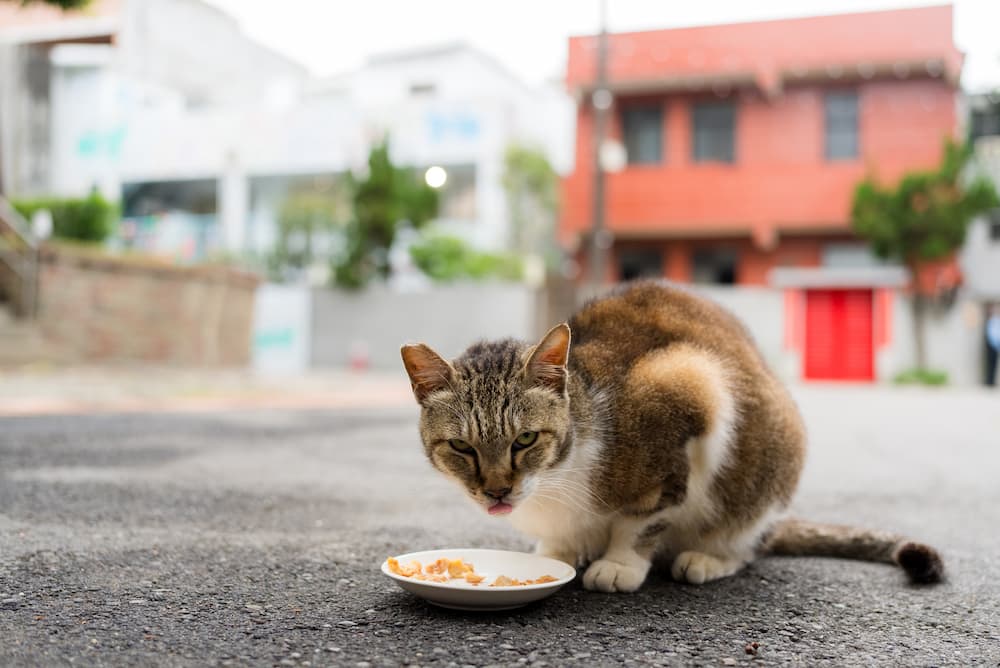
[
  {"x1": 671, "y1": 551, "x2": 741, "y2": 585},
  {"x1": 582, "y1": 558, "x2": 649, "y2": 593}
]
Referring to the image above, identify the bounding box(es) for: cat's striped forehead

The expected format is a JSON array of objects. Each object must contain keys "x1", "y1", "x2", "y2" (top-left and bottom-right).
[
  {"x1": 453, "y1": 339, "x2": 525, "y2": 381},
  {"x1": 448, "y1": 339, "x2": 529, "y2": 446}
]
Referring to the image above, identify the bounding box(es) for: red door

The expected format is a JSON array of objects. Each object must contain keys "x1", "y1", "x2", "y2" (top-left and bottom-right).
[{"x1": 804, "y1": 289, "x2": 874, "y2": 381}]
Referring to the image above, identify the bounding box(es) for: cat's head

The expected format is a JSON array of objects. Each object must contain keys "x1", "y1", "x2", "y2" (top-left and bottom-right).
[{"x1": 400, "y1": 324, "x2": 572, "y2": 516}]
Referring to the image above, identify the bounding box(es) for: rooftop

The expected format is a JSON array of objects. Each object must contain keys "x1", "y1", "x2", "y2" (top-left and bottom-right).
[{"x1": 566, "y1": 5, "x2": 962, "y2": 96}]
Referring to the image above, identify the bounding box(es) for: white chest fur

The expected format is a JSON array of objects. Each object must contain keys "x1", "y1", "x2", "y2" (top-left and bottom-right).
[{"x1": 507, "y1": 436, "x2": 612, "y2": 560}]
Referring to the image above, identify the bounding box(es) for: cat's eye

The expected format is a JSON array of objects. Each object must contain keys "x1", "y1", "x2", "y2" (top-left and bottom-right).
[
  {"x1": 512, "y1": 431, "x2": 538, "y2": 451},
  {"x1": 449, "y1": 439, "x2": 475, "y2": 455}
]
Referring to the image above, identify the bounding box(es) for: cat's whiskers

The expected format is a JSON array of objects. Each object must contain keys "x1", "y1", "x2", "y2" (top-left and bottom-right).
[
  {"x1": 527, "y1": 491, "x2": 603, "y2": 520},
  {"x1": 534, "y1": 477, "x2": 611, "y2": 511}
]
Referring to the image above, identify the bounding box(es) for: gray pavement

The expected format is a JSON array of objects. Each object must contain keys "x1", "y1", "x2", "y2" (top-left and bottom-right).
[{"x1": 1, "y1": 385, "x2": 998, "y2": 666}]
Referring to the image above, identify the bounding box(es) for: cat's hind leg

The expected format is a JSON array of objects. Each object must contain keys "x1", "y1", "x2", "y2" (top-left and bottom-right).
[{"x1": 668, "y1": 505, "x2": 783, "y2": 584}]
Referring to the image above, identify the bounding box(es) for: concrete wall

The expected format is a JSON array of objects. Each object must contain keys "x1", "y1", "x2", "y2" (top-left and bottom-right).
[
  {"x1": 309, "y1": 282, "x2": 790, "y2": 378},
  {"x1": 888, "y1": 295, "x2": 986, "y2": 386},
  {"x1": 310, "y1": 281, "x2": 988, "y2": 385},
  {"x1": 691, "y1": 285, "x2": 789, "y2": 376},
  {"x1": 962, "y1": 137, "x2": 1000, "y2": 301},
  {"x1": 38, "y1": 243, "x2": 258, "y2": 365},
  {"x1": 311, "y1": 283, "x2": 538, "y2": 369}
]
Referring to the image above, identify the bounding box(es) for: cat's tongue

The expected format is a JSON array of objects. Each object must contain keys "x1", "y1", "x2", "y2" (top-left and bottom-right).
[{"x1": 487, "y1": 501, "x2": 513, "y2": 516}]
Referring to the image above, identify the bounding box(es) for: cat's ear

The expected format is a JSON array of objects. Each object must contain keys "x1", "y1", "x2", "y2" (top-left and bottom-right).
[
  {"x1": 524, "y1": 323, "x2": 571, "y2": 393},
  {"x1": 400, "y1": 343, "x2": 454, "y2": 404}
]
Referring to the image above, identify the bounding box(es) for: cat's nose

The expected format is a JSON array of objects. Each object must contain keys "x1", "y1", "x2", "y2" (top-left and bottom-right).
[{"x1": 484, "y1": 487, "x2": 512, "y2": 500}]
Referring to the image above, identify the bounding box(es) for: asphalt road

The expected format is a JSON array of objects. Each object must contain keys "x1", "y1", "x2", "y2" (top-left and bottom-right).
[{"x1": 1, "y1": 386, "x2": 998, "y2": 666}]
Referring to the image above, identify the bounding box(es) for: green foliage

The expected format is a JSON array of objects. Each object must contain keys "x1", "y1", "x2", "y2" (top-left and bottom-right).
[
  {"x1": 332, "y1": 139, "x2": 439, "y2": 289},
  {"x1": 12, "y1": 190, "x2": 117, "y2": 243},
  {"x1": 851, "y1": 139, "x2": 999, "y2": 265},
  {"x1": 892, "y1": 368, "x2": 949, "y2": 386},
  {"x1": 502, "y1": 143, "x2": 559, "y2": 258},
  {"x1": 409, "y1": 234, "x2": 523, "y2": 283}
]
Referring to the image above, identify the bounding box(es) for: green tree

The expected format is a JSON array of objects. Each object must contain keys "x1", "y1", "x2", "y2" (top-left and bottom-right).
[
  {"x1": 333, "y1": 139, "x2": 438, "y2": 289},
  {"x1": 502, "y1": 143, "x2": 559, "y2": 259},
  {"x1": 851, "y1": 139, "x2": 999, "y2": 371}
]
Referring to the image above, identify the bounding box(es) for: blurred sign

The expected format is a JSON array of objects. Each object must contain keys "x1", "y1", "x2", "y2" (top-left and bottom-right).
[
  {"x1": 252, "y1": 284, "x2": 310, "y2": 375},
  {"x1": 427, "y1": 112, "x2": 480, "y2": 143}
]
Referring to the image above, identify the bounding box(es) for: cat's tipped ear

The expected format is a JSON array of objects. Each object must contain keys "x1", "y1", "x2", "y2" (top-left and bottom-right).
[
  {"x1": 524, "y1": 323, "x2": 572, "y2": 394},
  {"x1": 400, "y1": 343, "x2": 454, "y2": 404}
]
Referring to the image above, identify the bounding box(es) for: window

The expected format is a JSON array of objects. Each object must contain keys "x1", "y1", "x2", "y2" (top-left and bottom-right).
[
  {"x1": 621, "y1": 106, "x2": 663, "y2": 164},
  {"x1": 970, "y1": 105, "x2": 1000, "y2": 142},
  {"x1": 692, "y1": 102, "x2": 735, "y2": 163},
  {"x1": 825, "y1": 92, "x2": 859, "y2": 160},
  {"x1": 990, "y1": 210, "x2": 1000, "y2": 242},
  {"x1": 618, "y1": 248, "x2": 663, "y2": 281},
  {"x1": 691, "y1": 248, "x2": 737, "y2": 284},
  {"x1": 409, "y1": 83, "x2": 436, "y2": 96}
]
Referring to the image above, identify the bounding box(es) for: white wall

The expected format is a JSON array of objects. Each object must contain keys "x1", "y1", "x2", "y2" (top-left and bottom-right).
[
  {"x1": 961, "y1": 218, "x2": 1000, "y2": 300},
  {"x1": 888, "y1": 295, "x2": 986, "y2": 386}
]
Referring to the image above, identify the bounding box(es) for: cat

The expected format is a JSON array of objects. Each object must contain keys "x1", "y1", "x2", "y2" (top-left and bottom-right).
[{"x1": 400, "y1": 280, "x2": 943, "y2": 592}]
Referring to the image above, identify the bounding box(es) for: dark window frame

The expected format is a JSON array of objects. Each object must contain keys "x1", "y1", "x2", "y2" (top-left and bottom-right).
[
  {"x1": 989, "y1": 210, "x2": 1000, "y2": 242},
  {"x1": 691, "y1": 247, "x2": 738, "y2": 285},
  {"x1": 618, "y1": 247, "x2": 665, "y2": 282},
  {"x1": 692, "y1": 101, "x2": 736, "y2": 164},
  {"x1": 621, "y1": 104, "x2": 665, "y2": 165},
  {"x1": 825, "y1": 91, "x2": 860, "y2": 161}
]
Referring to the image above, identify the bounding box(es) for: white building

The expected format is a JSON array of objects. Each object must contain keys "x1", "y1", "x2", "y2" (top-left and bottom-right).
[{"x1": 0, "y1": 1, "x2": 574, "y2": 265}]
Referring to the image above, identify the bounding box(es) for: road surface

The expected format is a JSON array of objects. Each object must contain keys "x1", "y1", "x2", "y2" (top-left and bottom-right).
[{"x1": 1, "y1": 386, "x2": 998, "y2": 666}]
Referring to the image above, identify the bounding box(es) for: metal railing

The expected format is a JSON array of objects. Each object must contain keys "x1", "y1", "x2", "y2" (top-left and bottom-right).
[{"x1": 0, "y1": 195, "x2": 38, "y2": 319}]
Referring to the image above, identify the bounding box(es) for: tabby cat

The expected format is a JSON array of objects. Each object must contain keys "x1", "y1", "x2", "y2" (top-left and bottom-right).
[{"x1": 401, "y1": 281, "x2": 942, "y2": 592}]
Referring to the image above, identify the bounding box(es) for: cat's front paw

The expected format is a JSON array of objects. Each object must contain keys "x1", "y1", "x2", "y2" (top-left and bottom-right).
[
  {"x1": 582, "y1": 558, "x2": 650, "y2": 593},
  {"x1": 671, "y1": 551, "x2": 741, "y2": 585}
]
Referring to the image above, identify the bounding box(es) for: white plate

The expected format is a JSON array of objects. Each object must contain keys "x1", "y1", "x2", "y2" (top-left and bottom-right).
[{"x1": 381, "y1": 548, "x2": 576, "y2": 611}]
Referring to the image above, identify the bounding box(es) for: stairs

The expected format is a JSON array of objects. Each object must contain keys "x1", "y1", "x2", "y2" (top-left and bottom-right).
[{"x1": 0, "y1": 303, "x2": 71, "y2": 368}]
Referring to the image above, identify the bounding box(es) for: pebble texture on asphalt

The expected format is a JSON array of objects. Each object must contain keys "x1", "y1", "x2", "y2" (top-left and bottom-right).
[{"x1": 1, "y1": 387, "x2": 998, "y2": 666}]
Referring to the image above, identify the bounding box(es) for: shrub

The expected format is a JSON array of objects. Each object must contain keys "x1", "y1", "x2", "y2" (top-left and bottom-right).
[
  {"x1": 12, "y1": 190, "x2": 117, "y2": 243},
  {"x1": 409, "y1": 234, "x2": 523, "y2": 283},
  {"x1": 892, "y1": 368, "x2": 949, "y2": 386}
]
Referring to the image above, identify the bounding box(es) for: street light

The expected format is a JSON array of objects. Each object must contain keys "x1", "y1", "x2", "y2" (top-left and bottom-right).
[
  {"x1": 424, "y1": 166, "x2": 447, "y2": 189},
  {"x1": 588, "y1": 0, "x2": 610, "y2": 291}
]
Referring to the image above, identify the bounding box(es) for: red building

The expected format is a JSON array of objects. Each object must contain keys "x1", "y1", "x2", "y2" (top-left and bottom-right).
[{"x1": 561, "y1": 5, "x2": 962, "y2": 286}]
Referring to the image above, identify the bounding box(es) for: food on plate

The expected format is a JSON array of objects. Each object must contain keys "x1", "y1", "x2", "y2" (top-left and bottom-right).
[
  {"x1": 489, "y1": 574, "x2": 558, "y2": 587},
  {"x1": 385, "y1": 556, "x2": 555, "y2": 587}
]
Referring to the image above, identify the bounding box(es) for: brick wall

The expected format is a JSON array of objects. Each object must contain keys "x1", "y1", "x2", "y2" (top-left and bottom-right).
[{"x1": 38, "y1": 244, "x2": 259, "y2": 366}]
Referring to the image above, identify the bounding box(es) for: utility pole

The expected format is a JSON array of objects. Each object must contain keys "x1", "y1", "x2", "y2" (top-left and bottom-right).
[{"x1": 588, "y1": 0, "x2": 611, "y2": 291}]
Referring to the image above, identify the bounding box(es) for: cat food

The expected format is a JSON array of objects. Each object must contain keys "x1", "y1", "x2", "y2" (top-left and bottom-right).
[{"x1": 385, "y1": 557, "x2": 555, "y2": 587}]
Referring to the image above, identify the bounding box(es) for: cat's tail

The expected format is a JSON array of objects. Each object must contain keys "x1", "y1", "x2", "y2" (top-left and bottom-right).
[{"x1": 762, "y1": 518, "x2": 944, "y2": 584}]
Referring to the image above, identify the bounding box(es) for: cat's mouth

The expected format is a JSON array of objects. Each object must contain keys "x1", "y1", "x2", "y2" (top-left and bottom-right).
[{"x1": 487, "y1": 500, "x2": 514, "y2": 516}]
